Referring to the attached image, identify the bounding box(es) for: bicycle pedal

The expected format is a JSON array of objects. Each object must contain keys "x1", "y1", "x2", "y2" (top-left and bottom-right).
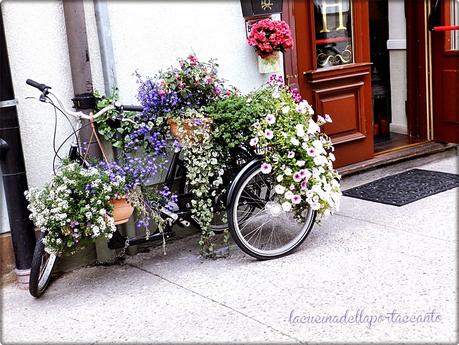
[
  {"x1": 178, "y1": 219, "x2": 190, "y2": 227},
  {"x1": 160, "y1": 207, "x2": 178, "y2": 221}
]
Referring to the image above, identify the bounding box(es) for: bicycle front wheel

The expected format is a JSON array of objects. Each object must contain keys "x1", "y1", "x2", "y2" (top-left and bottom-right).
[
  {"x1": 228, "y1": 162, "x2": 316, "y2": 260},
  {"x1": 29, "y1": 232, "x2": 58, "y2": 298}
]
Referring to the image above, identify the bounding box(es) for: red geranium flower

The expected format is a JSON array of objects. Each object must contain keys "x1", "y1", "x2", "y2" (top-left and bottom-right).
[{"x1": 247, "y1": 19, "x2": 294, "y2": 58}]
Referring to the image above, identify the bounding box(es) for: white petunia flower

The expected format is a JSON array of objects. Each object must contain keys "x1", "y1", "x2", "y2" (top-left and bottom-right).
[
  {"x1": 275, "y1": 185, "x2": 286, "y2": 194},
  {"x1": 290, "y1": 137, "x2": 300, "y2": 146},
  {"x1": 295, "y1": 124, "x2": 305, "y2": 137},
  {"x1": 281, "y1": 201, "x2": 292, "y2": 212},
  {"x1": 284, "y1": 190, "x2": 294, "y2": 200}
]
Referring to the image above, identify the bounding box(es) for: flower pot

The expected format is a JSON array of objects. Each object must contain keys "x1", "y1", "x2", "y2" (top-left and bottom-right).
[
  {"x1": 258, "y1": 51, "x2": 281, "y2": 74},
  {"x1": 110, "y1": 197, "x2": 134, "y2": 225},
  {"x1": 167, "y1": 117, "x2": 212, "y2": 144}
]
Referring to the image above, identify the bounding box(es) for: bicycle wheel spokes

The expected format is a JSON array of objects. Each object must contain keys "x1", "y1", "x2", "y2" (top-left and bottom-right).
[
  {"x1": 38, "y1": 253, "x2": 57, "y2": 291},
  {"x1": 231, "y1": 166, "x2": 315, "y2": 258}
]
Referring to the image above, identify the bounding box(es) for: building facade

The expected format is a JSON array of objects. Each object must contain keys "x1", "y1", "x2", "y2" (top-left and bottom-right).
[{"x1": 1, "y1": 0, "x2": 458, "y2": 275}]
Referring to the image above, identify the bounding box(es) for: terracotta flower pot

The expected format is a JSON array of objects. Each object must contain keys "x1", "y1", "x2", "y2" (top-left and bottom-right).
[
  {"x1": 167, "y1": 117, "x2": 212, "y2": 143},
  {"x1": 110, "y1": 197, "x2": 134, "y2": 225}
]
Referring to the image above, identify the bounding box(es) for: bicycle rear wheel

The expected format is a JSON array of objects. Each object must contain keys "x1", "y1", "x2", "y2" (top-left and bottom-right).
[
  {"x1": 29, "y1": 232, "x2": 58, "y2": 298},
  {"x1": 228, "y1": 162, "x2": 316, "y2": 260}
]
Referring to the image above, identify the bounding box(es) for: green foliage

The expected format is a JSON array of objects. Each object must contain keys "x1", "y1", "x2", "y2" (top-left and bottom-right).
[{"x1": 93, "y1": 89, "x2": 137, "y2": 149}]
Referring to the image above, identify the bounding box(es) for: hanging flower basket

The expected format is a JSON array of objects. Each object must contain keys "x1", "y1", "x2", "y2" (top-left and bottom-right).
[
  {"x1": 258, "y1": 51, "x2": 281, "y2": 74},
  {"x1": 110, "y1": 197, "x2": 134, "y2": 225},
  {"x1": 247, "y1": 19, "x2": 293, "y2": 74},
  {"x1": 167, "y1": 117, "x2": 212, "y2": 144}
]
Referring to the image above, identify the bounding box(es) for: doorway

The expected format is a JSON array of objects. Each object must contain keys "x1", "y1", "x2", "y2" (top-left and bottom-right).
[
  {"x1": 369, "y1": 0, "x2": 426, "y2": 154},
  {"x1": 283, "y1": 0, "x2": 437, "y2": 168}
]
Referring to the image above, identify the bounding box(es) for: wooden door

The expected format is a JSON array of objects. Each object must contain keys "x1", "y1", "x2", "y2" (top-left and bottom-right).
[
  {"x1": 284, "y1": 0, "x2": 374, "y2": 168},
  {"x1": 432, "y1": 0, "x2": 459, "y2": 143}
]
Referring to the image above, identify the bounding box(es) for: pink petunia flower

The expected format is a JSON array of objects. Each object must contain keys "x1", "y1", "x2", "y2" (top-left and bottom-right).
[
  {"x1": 265, "y1": 129, "x2": 274, "y2": 140},
  {"x1": 265, "y1": 114, "x2": 276, "y2": 125},
  {"x1": 291, "y1": 194, "x2": 302, "y2": 204},
  {"x1": 250, "y1": 137, "x2": 259, "y2": 147},
  {"x1": 293, "y1": 172, "x2": 302, "y2": 183},
  {"x1": 307, "y1": 147, "x2": 317, "y2": 157},
  {"x1": 324, "y1": 114, "x2": 333, "y2": 123},
  {"x1": 300, "y1": 180, "x2": 308, "y2": 190},
  {"x1": 261, "y1": 163, "x2": 272, "y2": 174},
  {"x1": 288, "y1": 151, "x2": 295, "y2": 158}
]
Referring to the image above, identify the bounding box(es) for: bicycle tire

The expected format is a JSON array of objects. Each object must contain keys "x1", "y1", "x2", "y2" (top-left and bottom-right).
[
  {"x1": 29, "y1": 232, "x2": 58, "y2": 298},
  {"x1": 228, "y1": 162, "x2": 316, "y2": 260}
]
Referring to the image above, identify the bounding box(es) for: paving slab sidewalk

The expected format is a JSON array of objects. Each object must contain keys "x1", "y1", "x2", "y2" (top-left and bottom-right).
[{"x1": 1, "y1": 152, "x2": 457, "y2": 344}]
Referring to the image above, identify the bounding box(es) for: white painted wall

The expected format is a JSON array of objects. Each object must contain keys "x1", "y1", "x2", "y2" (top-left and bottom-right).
[
  {"x1": 0, "y1": 0, "x2": 280, "y2": 205},
  {"x1": 106, "y1": 1, "x2": 273, "y2": 104},
  {"x1": 387, "y1": 0, "x2": 407, "y2": 135},
  {"x1": 2, "y1": 1, "x2": 76, "y2": 188}
]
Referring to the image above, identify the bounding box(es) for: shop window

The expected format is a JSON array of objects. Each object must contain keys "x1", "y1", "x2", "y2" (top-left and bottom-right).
[{"x1": 314, "y1": 0, "x2": 354, "y2": 68}]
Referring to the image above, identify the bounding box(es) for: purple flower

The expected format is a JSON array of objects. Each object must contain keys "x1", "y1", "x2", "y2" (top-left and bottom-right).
[
  {"x1": 70, "y1": 221, "x2": 79, "y2": 228},
  {"x1": 260, "y1": 163, "x2": 272, "y2": 174},
  {"x1": 249, "y1": 137, "x2": 258, "y2": 147},
  {"x1": 289, "y1": 86, "x2": 302, "y2": 103},
  {"x1": 287, "y1": 151, "x2": 295, "y2": 159}
]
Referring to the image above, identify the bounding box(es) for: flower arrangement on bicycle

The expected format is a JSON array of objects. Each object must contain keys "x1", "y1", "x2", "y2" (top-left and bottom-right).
[
  {"x1": 135, "y1": 55, "x2": 237, "y2": 256},
  {"x1": 247, "y1": 76, "x2": 341, "y2": 218},
  {"x1": 25, "y1": 54, "x2": 340, "y2": 260},
  {"x1": 130, "y1": 55, "x2": 341, "y2": 256},
  {"x1": 25, "y1": 162, "x2": 124, "y2": 255}
]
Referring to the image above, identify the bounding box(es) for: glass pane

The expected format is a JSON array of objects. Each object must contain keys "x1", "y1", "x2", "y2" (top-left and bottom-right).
[
  {"x1": 451, "y1": 0, "x2": 459, "y2": 50},
  {"x1": 314, "y1": 0, "x2": 354, "y2": 68}
]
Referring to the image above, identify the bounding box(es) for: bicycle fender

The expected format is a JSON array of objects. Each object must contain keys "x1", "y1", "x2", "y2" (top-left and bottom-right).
[{"x1": 226, "y1": 157, "x2": 261, "y2": 207}]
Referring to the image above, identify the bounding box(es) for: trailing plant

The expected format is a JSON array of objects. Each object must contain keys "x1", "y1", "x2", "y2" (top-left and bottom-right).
[
  {"x1": 93, "y1": 89, "x2": 173, "y2": 239},
  {"x1": 248, "y1": 77, "x2": 341, "y2": 219},
  {"x1": 172, "y1": 109, "x2": 224, "y2": 257}
]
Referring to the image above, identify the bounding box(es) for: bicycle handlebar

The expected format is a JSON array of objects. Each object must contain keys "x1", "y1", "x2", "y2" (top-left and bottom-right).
[
  {"x1": 26, "y1": 79, "x2": 51, "y2": 92},
  {"x1": 26, "y1": 79, "x2": 144, "y2": 121},
  {"x1": 113, "y1": 101, "x2": 143, "y2": 112}
]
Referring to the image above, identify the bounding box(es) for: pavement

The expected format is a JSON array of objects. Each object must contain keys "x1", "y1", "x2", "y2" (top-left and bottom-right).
[{"x1": 1, "y1": 150, "x2": 457, "y2": 344}]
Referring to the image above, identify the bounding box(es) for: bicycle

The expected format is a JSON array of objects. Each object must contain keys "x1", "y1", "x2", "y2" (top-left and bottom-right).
[{"x1": 26, "y1": 79, "x2": 316, "y2": 298}]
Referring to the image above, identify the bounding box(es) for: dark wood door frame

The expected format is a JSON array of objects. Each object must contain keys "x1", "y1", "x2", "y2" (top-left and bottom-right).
[
  {"x1": 405, "y1": 1, "x2": 430, "y2": 140},
  {"x1": 431, "y1": 0, "x2": 459, "y2": 143},
  {"x1": 282, "y1": 0, "x2": 374, "y2": 168}
]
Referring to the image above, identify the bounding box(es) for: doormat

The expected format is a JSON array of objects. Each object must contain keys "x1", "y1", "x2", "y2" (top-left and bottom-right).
[{"x1": 342, "y1": 169, "x2": 459, "y2": 206}]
